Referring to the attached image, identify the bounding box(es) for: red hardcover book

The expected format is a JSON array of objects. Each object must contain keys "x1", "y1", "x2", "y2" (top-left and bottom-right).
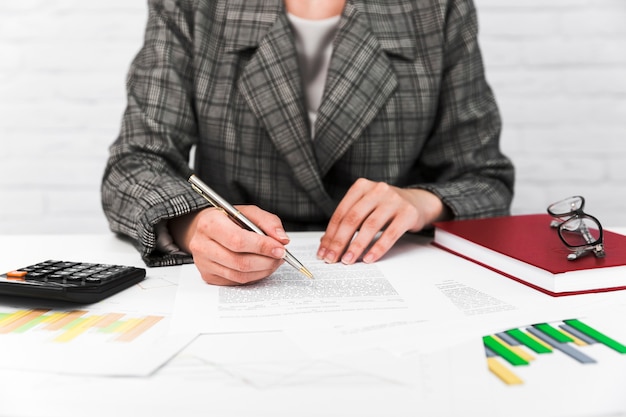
[{"x1": 432, "y1": 214, "x2": 626, "y2": 296}]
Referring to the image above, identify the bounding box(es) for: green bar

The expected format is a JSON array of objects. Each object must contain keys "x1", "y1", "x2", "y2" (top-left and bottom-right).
[
  {"x1": 534, "y1": 323, "x2": 573, "y2": 343},
  {"x1": 100, "y1": 321, "x2": 124, "y2": 333},
  {"x1": 14, "y1": 315, "x2": 50, "y2": 333},
  {"x1": 483, "y1": 335, "x2": 529, "y2": 366},
  {"x1": 63, "y1": 317, "x2": 86, "y2": 330},
  {"x1": 506, "y1": 328, "x2": 552, "y2": 354},
  {"x1": 564, "y1": 319, "x2": 626, "y2": 353}
]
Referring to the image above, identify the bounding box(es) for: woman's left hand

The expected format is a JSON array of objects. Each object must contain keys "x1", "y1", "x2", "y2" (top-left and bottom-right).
[{"x1": 317, "y1": 178, "x2": 449, "y2": 264}]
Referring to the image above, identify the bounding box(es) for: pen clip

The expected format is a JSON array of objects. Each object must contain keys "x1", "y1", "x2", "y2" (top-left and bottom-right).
[{"x1": 190, "y1": 182, "x2": 220, "y2": 208}]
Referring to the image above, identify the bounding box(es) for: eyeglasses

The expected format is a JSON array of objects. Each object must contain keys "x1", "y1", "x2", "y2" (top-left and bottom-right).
[{"x1": 547, "y1": 196, "x2": 605, "y2": 261}]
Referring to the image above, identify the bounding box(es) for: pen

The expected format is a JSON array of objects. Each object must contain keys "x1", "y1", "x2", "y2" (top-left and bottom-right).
[{"x1": 187, "y1": 174, "x2": 314, "y2": 279}]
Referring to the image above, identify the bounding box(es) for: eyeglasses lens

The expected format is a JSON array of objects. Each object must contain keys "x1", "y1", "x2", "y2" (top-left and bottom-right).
[
  {"x1": 549, "y1": 197, "x2": 584, "y2": 217},
  {"x1": 559, "y1": 217, "x2": 601, "y2": 247}
]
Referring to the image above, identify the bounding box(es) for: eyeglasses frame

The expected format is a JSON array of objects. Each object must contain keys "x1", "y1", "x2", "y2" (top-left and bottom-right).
[{"x1": 547, "y1": 196, "x2": 606, "y2": 261}]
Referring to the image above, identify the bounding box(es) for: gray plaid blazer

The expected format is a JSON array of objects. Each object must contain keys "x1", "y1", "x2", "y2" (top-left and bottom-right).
[{"x1": 102, "y1": 0, "x2": 515, "y2": 266}]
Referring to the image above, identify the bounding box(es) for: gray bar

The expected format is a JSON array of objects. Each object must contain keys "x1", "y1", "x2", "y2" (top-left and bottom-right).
[
  {"x1": 485, "y1": 346, "x2": 496, "y2": 357},
  {"x1": 527, "y1": 327, "x2": 596, "y2": 364},
  {"x1": 497, "y1": 331, "x2": 520, "y2": 346},
  {"x1": 559, "y1": 324, "x2": 597, "y2": 345}
]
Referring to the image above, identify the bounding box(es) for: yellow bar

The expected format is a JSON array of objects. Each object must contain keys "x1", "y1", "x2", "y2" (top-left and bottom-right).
[
  {"x1": 0, "y1": 309, "x2": 49, "y2": 334},
  {"x1": 54, "y1": 315, "x2": 104, "y2": 343},
  {"x1": 0, "y1": 310, "x2": 32, "y2": 328},
  {"x1": 492, "y1": 335, "x2": 535, "y2": 362},
  {"x1": 44, "y1": 310, "x2": 89, "y2": 331},
  {"x1": 40, "y1": 312, "x2": 66, "y2": 325},
  {"x1": 115, "y1": 316, "x2": 163, "y2": 342},
  {"x1": 487, "y1": 357, "x2": 524, "y2": 385},
  {"x1": 112, "y1": 318, "x2": 142, "y2": 335}
]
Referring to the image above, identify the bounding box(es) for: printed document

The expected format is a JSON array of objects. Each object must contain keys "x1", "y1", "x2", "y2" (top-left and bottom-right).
[{"x1": 172, "y1": 236, "x2": 410, "y2": 333}]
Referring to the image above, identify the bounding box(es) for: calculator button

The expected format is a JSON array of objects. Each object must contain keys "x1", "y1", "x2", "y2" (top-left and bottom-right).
[
  {"x1": 47, "y1": 274, "x2": 65, "y2": 282},
  {"x1": 6, "y1": 270, "x2": 28, "y2": 278},
  {"x1": 24, "y1": 271, "x2": 46, "y2": 280},
  {"x1": 65, "y1": 274, "x2": 83, "y2": 282}
]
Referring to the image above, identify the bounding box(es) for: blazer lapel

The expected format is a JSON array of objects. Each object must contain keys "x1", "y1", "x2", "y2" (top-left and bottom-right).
[
  {"x1": 225, "y1": 1, "x2": 337, "y2": 215},
  {"x1": 314, "y1": 1, "x2": 417, "y2": 175},
  {"x1": 223, "y1": 1, "x2": 418, "y2": 213}
]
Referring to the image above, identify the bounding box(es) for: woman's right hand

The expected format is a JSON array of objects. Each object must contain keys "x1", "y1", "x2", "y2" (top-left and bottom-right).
[{"x1": 169, "y1": 206, "x2": 289, "y2": 286}]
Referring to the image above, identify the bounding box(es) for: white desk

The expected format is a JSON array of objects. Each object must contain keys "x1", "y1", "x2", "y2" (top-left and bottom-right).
[{"x1": 1, "y1": 233, "x2": 626, "y2": 417}]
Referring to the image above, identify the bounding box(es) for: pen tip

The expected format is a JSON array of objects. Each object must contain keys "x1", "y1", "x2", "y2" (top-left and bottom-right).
[{"x1": 301, "y1": 267, "x2": 314, "y2": 279}]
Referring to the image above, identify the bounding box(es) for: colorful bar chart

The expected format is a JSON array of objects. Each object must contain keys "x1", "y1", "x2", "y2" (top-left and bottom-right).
[
  {"x1": 484, "y1": 318, "x2": 626, "y2": 385},
  {"x1": 0, "y1": 309, "x2": 163, "y2": 343}
]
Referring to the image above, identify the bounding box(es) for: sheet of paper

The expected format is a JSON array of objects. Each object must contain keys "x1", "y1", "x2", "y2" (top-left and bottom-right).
[
  {"x1": 282, "y1": 235, "x2": 626, "y2": 359},
  {"x1": 172, "y1": 236, "x2": 413, "y2": 333},
  {"x1": 0, "y1": 264, "x2": 194, "y2": 376},
  {"x1": 0, "y1": 331, "x2": 472, "y2": 417},
  {"x1": 2, "y1": 327, "x2": 625, "y2": 417}
]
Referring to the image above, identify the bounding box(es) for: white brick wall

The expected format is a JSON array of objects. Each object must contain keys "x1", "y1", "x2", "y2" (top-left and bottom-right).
[
  {"x1": 1, "y1": 0, "x2": 625, "y2": 235},
  {"x1": 0, "y1": 0, "x2": 146, "y2": 234},
  {"x1": 475, "y1": 0, "x2": 626, "y2": 227}
]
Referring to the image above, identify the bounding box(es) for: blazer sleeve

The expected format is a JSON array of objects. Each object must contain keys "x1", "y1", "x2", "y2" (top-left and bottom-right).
[
  {"x1": 101, "y1": 0, "x2": 207, "y2": 266},
  {"x1": 412, "y1": 0, "x2": 515, "y2": 219}
]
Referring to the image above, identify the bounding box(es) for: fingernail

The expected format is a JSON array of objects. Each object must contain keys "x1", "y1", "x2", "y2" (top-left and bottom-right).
[
  {"x1": 341, "y1": 252, "x2": 354, "y2": 264},
  {"x1": 272, "y1": 247, "x2": 285, "y2": 258},
  {"x1": 276, "y1": 228, "x2": 289, "y2": 241},
  {"x1": 317, "y1": 247, "x2": 326, "y2": 259},
  {"x1": 363, "y1": 253, "x2": 374, "y2": 263},
  {"x1": 324, "y1": 250, "x2": 336, "y2": 263}
]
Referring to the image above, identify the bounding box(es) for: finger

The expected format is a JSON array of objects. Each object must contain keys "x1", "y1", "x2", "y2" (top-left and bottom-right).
[
  {"x1": 318, "y1": 179, "x2": 371, "y2": 255},
  {"x1": 340, "y1": 205, "x2": 392, "y2": 264},
  {"x1": 360, "y1": 206, "x2": 417, "y2": 263},
  {"x1": 321, "y1": 178, "x2": 371, "y2": 240},
  {"x1": 191, "y1": 238, "x2": 284, "y2": 285},
  {"x1": 320, "y1": 180, "x2": 391, "y2": 263},
  {"x1": 320, "y1": 196, "x2": 379, "y2": 263},
  {"x1": 197, "y1": 209, "x2": 286, "y2": 260},
  {"x1": 190, "y1": 212, "x2": 286, "y2": 284},
  {"x1": 198, "y1": 258, "x2": 283, "y2": 285},
  {"x1": 238, "y1": 205, "x2": 290, "y2": 244}
]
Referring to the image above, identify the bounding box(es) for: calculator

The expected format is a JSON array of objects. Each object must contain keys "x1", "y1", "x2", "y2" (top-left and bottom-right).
[{"x1": 0, "y1": 260, "x2": 146, "y2": 303}]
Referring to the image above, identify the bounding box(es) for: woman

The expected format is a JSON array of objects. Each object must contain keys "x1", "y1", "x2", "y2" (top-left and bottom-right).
[{"x1": 102, "y1": 0, "x2": 515, "y2": 286}]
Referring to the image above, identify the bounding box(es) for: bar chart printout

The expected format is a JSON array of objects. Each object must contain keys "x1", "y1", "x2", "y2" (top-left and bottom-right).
[
  {"x1": 483, "y1": 319, "x2": 626, "y2": 385},
  {"x1": 0, "y1": 308, "x2": 163, "y2": 343}
]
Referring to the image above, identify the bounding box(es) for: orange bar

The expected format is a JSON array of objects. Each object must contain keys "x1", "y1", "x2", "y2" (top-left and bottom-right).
[
  {"x1": 44, "y1": 310, "x2": 89, "y2": 331},
  {"x1": 0, "y1": 309, "x2": 49, "y2": 334},
  {"x1": 93, "y1": 313, "x2": 125, "y2": 329},
  {"x1": 115, "y1": 315, "x2": 163, "y2": 342}
]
